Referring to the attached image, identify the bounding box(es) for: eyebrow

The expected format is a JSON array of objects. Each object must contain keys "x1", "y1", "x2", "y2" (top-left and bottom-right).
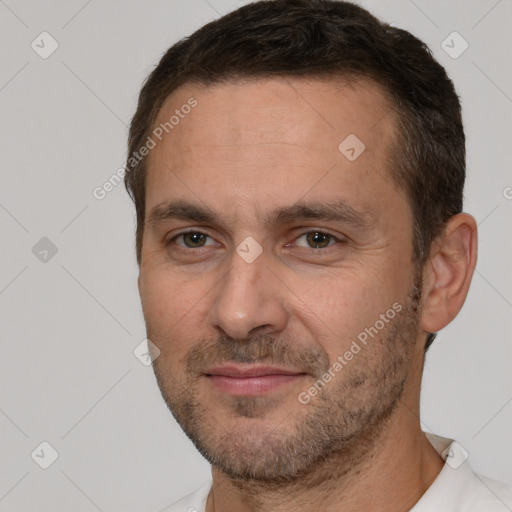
[{"x1": 147, "y1": 199, "x2": 373, "y2": 230}]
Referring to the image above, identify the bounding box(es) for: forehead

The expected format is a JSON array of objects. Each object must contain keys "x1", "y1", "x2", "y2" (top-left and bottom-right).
[
  {"x1": 145, "y1": 76, "x2": 405, "y2": 229},
  {"x1": 153, "y1": 75, "x2": 395, "y2": 151}
]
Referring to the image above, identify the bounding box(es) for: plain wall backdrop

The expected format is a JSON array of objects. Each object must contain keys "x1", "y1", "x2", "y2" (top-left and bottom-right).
[{"x1": 0, "y1": 0, "x2": 511, "y2": 510}]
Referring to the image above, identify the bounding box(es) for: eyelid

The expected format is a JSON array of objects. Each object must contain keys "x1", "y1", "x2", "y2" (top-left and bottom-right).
[
  {"x1": 166, "y1": 228, "x2": 347, "y2": 249},
  {"x1": 290, "y1": 230, "x2": 347, "y2": 249},
  {"x1": 166, "y1": 229, "x2": 218, "y2": 247}
]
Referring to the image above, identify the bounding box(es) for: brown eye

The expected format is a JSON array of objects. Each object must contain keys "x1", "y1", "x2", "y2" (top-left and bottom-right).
[
  {"x1": 172, "y1": 232, "x2": 214, "y2": 248},
  {"x1": 183, "y1": 232, "x2": 207, "y2": 247},
  {"x1": 302, "y1": 231, "x2": 335, "y2": 249}
]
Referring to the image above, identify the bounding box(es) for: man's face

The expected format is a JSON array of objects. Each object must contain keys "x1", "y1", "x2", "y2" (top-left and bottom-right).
[{"x1": 139, "y1": 77, "x2": 424, "y2": 482}]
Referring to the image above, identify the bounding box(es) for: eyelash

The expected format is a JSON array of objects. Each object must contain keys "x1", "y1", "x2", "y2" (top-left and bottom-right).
[{"x1": 166, "y1": 230, "x2": 346, "y2": 251}]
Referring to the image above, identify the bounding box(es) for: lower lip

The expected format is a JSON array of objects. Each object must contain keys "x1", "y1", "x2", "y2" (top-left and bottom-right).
[{"x1": 207, "y1": 374, "x2": 304, "y2": 396}]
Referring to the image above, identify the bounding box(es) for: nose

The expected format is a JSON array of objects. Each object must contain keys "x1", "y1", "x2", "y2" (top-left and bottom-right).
[{"x1": 209, "y1": 247, "x2": 288, "y2": 340}]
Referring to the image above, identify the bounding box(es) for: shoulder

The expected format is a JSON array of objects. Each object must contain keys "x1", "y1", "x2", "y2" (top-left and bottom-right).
[
  {"x1": 464, "y1": 471, "x2": 512, "y2": 511},
  {"x1": 414, "y1": 434, "x2": 512, "y2": 511},
  {"x1": 158, "y1": 481, "x2": 212, "y2": 512}
]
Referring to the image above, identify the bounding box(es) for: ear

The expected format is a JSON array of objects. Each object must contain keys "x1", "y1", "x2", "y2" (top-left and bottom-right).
[{"x1": 420, "y1": 213, "x2": 478, "y2": 334}]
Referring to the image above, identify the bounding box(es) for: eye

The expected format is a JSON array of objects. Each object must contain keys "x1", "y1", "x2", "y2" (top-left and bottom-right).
[
  {"x1": 294, "y1": 231, "x2": 343, "y2": 249},
  {"x1": 169, "y1": 231, "x2": 217, "y2": 249},
  {"x1": 167, "y1": 230, "x2": 344, "y2": 252}
]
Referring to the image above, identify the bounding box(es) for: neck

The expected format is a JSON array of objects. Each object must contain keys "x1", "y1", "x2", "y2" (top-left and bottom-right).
[{"x1": 205, "y1": 384, "x2": 444, "y2": 512}]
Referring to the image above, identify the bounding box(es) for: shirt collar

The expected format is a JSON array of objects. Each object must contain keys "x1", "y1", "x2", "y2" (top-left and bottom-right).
[{"x1": 410, "y1": 432, "x2": 473, "y2": 511}]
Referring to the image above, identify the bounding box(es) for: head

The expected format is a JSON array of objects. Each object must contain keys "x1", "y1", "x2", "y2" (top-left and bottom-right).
[{"x1": 125, "y1": 0, "x2": 477, "y2": 484}]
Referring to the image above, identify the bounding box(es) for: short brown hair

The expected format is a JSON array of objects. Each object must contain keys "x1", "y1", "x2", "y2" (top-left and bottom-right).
[{"x1": 125, "y1": 0, "x2": 465, "y2": 278}]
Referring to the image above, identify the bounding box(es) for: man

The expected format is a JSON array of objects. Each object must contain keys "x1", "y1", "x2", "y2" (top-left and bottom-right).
[{"x1": 124, "y1": 1, "x2": 512, "y2": 510}]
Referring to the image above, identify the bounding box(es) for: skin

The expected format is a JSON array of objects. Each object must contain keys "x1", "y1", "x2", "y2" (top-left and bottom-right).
[{"x1": 137, "y1": 77, "x2": 478, "y2": 512}]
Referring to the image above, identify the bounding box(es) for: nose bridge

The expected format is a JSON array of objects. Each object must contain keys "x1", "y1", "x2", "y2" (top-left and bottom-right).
[
  {"x1": 210, "y1": 245, "x2": 287, "y2": 339},
  {"x1": 226, "y1": 246, "x2": 263, "y2": 296}
]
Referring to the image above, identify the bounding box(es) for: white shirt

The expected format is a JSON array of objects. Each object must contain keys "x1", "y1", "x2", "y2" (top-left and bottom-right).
[{"x1": 160, "y1": 433, "x2": 512, "y2": 511}]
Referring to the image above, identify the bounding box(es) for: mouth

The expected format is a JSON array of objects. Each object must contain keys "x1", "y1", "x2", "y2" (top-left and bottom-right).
[{"x1": 204, "y1": 365, "x2": 307, "y2": 396}]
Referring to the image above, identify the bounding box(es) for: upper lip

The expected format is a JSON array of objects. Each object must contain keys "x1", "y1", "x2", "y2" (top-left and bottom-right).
[{"x1": 205, "y1": 365, "x2": 306, "y2": 378}]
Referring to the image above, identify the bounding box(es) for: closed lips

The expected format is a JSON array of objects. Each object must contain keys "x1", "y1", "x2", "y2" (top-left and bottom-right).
[{"x1": 205, "y1": 365, "x2": 306, "y2": 377}]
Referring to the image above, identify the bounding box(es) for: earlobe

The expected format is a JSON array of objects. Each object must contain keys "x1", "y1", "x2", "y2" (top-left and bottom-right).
[{"x1": 420, "y1": 213, "x2": 478, "y2": 334}]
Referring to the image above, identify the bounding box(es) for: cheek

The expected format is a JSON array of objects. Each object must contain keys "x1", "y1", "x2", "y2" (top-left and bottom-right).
[
  {"x1": 290, "y1": 267, "x2": 403, "y2": 355},
  {"x1": 139, "y1": 271, "x2": 210, "y2": 358}
]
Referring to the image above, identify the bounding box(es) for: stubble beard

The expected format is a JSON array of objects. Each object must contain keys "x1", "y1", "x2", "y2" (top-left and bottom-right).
[{"x1": 151, "y1": 277, "x2": 423, "y2": 486}]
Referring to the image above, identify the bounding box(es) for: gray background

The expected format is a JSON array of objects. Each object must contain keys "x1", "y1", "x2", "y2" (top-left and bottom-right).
[{"x1": 0, "y1": 0, "x2": 511, "y2": 510}]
